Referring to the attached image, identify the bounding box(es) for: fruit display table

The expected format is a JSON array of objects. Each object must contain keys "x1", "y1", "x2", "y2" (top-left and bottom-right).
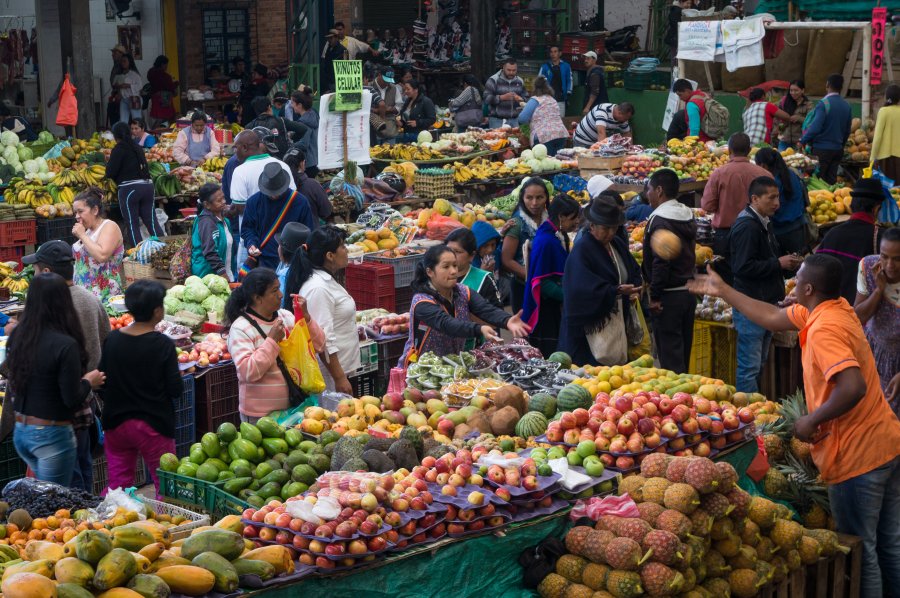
[{"x1": 239, "y1": 511, "x2": 571, "y2": 598}]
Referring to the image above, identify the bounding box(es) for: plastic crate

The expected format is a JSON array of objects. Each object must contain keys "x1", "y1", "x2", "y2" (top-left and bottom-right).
[
  {"x1": 0, "y1": 246, "x2": 24, "y2": 267},
  {"x1": 92, "y1": 454, "x2": 146, "y2": 496},
  {"x1": 360, "y1": 339, "x2": 378, "y2": 366},
  {"x1": 345, "y1": 262, "x2": 396, "y2": 311},
  {"x1": 623, "y1": 71, "x2": 654, "y2": 91},
  {"x1": 709, "y1": 323, "x2": 737, "y2": 385},
  {"x1": 175, "y1": 375, "x2": 196, "y2": 457},
  {"x1": 395, "y1": 286, "x2": 414, "y2": 314},
  {"x1": 0, "y1": 436, "x2": 25, "y2": 491},
  {"x1": 377, "y1": 336, "x2": 408, "y2": 383},
  {"x1": 0, "y1": 219, "x2": 36, "y2": 246},
  {"x1": 688, "y1": 320, "x2": 713, "y2": 378},
  {"x1": 36, "y1": 217, "x2": 76, "y2": 245},
  {"x1": 606, "y1": 69, "x2": 624, "y2": 88},
  {"x1": 208, "y1": 484, "x2": 250, "y2": 521},
  {"x1": 364, "y1": 251, "x2": 425, "y2": 287},
  {"x1": 137, "y1": 496, "x2": 210, "y2": 540},
  {"x1": 194, "y1": 364, "x2": 240, "y2": 435},
  {"x1": 350, "y1": 370, "x2": 377, "y2": 397},
  {"x1": 157, "y1": 469, "x2": 219, "y2": 512}
]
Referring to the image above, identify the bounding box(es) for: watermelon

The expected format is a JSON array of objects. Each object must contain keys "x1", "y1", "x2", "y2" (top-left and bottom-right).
[
  {"x1": 528, "y1": 392, "x2": 557, "y2": 419},
  {"x1": 557, "y1": 384, "x2": 593, "y2": 412},
  {"x1": 547, "y1": 351, "x2": 573, "y2": 369},
  {"x1": 515, "y1": 412, "x2": 548, "y2": 438}
]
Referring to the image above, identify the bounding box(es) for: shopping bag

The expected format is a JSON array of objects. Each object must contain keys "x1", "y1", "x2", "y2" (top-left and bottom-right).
[
  {"x1": 627, "y1": 300, "x2": 651, "y2": 362},
  {"x1": 56, "y1": 74, "x2": 78, "y2": 127},
  {"x1": 746, "y1": 436, "x2": 771, "y2": 482},
  {"x1": 278, "y1": 296, "x2": 326, "y2": 394}
]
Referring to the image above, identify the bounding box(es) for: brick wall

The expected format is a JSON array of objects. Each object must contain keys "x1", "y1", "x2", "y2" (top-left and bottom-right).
[
  {"x1": 178, "y1": 0, "x2": 289, "y2": 88},
  {"x1": 333, "y1": 0, "x2": 352, "y2": 28}
]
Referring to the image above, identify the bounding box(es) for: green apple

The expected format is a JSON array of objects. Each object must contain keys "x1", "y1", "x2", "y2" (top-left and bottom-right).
[
  {"x1": 547, "y1": 446, "x2": 566, "y2": 460},
  {"x1": 582, "y1": 455, "x2": 605, "y2": 477},
  {"x1": 478, "y1": 465, "x2": 488, "y2": 476},
  {"x1": 566, "y1": 450, "x2": 583, "y2": 467},
  {"x1": 599, "y1": 480, "x2": 615, "y2": 492},
  {"x1": 576, "y1": 440, "x2": 596, "y2": 459},
  {"x1": 577, "y1": 487, "x2": 594, "y2": 499},
  {"x1": 537, "y1": 462, "x2": 553, "y2": 476}
]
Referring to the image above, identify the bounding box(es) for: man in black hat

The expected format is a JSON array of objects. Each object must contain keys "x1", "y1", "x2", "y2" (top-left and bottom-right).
[
  {"x1": 23, "y1": 240, "x2": 109, "y2": 492},
  {"x1": 816, "y1": 177, "x2": 888, "y2": 302},
  {"x1": 241, "y1": 162, "x2": 314, "y2": 270}
]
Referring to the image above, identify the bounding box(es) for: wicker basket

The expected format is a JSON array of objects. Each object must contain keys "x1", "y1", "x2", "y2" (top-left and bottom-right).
[{"x1": 414, "y1": 169, "x2": 455, "y2": 199}]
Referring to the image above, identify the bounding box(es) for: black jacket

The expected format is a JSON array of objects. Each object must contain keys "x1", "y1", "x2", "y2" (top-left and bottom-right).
[
  {"x1": 642, "y1": 203, "x2": 697, "y2": 301},
  {"x1": 664, "y1": 5, "x2": 682, "y2": 47},
  {"x1": 816, "y1": 216, "x2": 886, "y2": 303},
  {"x1": 401, "y1": 95, "x2": 437, "y2": 134},
  {"x1": 729, "y1": 206, "x2": 785, "y2": 304}
]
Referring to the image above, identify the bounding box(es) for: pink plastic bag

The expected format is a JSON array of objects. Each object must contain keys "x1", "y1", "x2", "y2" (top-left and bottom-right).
[
  {"x1": 570, "y1": 494, "x2": 641, "y2": 521},
  {"x1": 387, "y1": 367, "x2": 407, "y2": 394}
]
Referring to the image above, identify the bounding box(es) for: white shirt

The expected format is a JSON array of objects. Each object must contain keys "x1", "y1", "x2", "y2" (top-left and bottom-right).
[
  {"x1": 229, "y1": 154, "x2": 294, "y2": 206},
  {"x1": 299, "y1": 269, "x2": 361, "y2": 374},
  {"x1": 857, "y1": 261, "x2": 900, "y2": 306},
  {"x1": 118, "y1": 70, "x2": 143, "y2": 99}
]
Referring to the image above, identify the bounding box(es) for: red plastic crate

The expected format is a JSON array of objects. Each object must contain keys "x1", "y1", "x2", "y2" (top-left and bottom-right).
[
  {"x1": 194, "y1": 363, "x2": 240, "y2": 434},
  {"x1": 0, "y1": 220, "x2": 36, "y2": 247},
  {"x1": 345, "y1": 262, "x2": 396, "y2": 312},
  {"x1": 0, "y1": 246, "x2": 24, "y2": 267}
]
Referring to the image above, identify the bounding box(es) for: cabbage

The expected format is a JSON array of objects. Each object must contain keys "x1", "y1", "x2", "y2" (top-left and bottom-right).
[
  {"x1": 36, "y1": 157, "x2": 48, "y2": 173},
  {"x1": 0, "y1": 131, "x2": 17, "y2": 147},
  {"x1": 521, "y1": 149, "x2": 533, "y2": 161},
  {"x1": 184, "y1": 275, "x2": 203, "y2": 287},
  {"x1": 540, "y1": 158, "x2": 558, "y2": 171},
  {"x1": 201, "y1": 294, "x2": 226, "y2": 317},
  {"x1": 202, "y1": 273, "x2": 230, "y2": 295},
  {"x1": 17, "y1": 146, "x2": 31, "y2": 161},
  {"x1": 2, "y1": 146, "x2": 16, "y2": 161},
  {"x1": 183, "y1": 282, "x2": 211, "y2": 303},
  {"x1": 37, "y1": 130, "x2": 55, "y2": 144},
  {"x1": 180, "y1": 302, "x2": 208, "y2": 317},
  {"x1": 22, "y1": 160, "x2": 38, "y2": 174},
  {"x1": 417, "y1": 131, "x2": 433, "y2": 144},
  {"x1": 166, "y1": 284, "x2": 186, "y2": 300},
  {"x1": 532, "y1": 144, "x2": 548, "y2": 160},
  {"x1": 163, "y1": 296, "x2": 183, "y2": 314}
]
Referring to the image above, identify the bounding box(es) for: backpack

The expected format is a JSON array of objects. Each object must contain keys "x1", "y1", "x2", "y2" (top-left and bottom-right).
[
  {"x1": 700, "y1": 96, "x2": 730, "y2": 140},
  {"x1": 802, "y1": 97, "x2": 830, "y2": 135}
]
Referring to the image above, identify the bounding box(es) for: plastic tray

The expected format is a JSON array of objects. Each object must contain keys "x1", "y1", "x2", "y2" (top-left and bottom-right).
[
  {"x1": 501, "y1": 497, "x2": 570, "y2": 522},
  {"x1": 483, "y1": 472, "x2": 561, "y2": 497},
  {"x1": 426, "y1": 482, "x2": 508, "y2": 508}
]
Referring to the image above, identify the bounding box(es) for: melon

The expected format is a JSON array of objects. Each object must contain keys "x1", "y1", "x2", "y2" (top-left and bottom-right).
[
  {"x1": 557, "y1": 384, "x2": 593, "y2": 412},
  {"x1": 417, "y1": 131, "x2": 433, "y2": 144},
  {"x1": 528, "y1": 393, "x2": 557, "y2": 419},
  {"x1": 515, "y1": 412, "x2": 549, "y2": 438},
  {"x1": 547, "y1": 351, "x2": 572, "y2": 369},
  {"x1": 650, "y1": 229, "x2": 682, "y2": 261}
]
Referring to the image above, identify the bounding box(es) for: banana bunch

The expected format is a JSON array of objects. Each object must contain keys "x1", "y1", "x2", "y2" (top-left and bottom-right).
[
  {"x1": 0, "y1": 275, "x2": 29, "y2": 293},
  {"x1": 452, "y1": 157, "x2": 531, "y2": 182},
  {"x1": 0, "y1": 262, "x2": 15, "y2": 279},
  {"x1": 80, "y1": 165, "x2": 107, "y2": 186},
  {"x1": 204, "y1": 156, "x2": 228, "y2": 172},
  {"x1": 154, "y1": 173, "x2": 181, "y2": 198},
  {"x1": 370, "y1": 143, "x2": 446, "y2": 161},
  {"x1": 566, "y1": 189, "x2": 590, "y2": 204},
  {"x1": 0, "y1": 544, "x2": 22, "y2": 573},
  {"x1": 52, "y1": 168, "x2": 85, "y2": 188},
  {"x1": 6, "y1": 183, "x2": 54, "y2": 207}
]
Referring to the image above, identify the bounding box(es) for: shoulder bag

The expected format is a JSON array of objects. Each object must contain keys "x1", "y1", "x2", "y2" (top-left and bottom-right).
[
  {"x1": 585, "y1": 247, "x2": 629, "y2": 365},
  {"x1": 242, "y1": 314, "x2": 306, "y2": 407}
]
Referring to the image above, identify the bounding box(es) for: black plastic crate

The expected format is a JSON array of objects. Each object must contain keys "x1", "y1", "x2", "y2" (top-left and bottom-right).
[
  {"x1": 377, "y1": 336, "x2": 407, "y2": 383},
  {"x1": 395, "y1": 286, "x2": 414, "y2": 314},
  {"x1": 93, "y1": 454, "x2": 147, "y2": 496},
  {"x1": 175, "y1": 375, "x2": 196, "y2": 457},
  {"x1": 0, "y1": 436, "x2": 25, "y2": 491},
  {"x1": 36, "y1": 217, "x2": 76, "y2": 245},
  {"x1": 350, "y1": 371, "x2": 377, "y2": 397},
  {"x1": 194, "y1": 364, "x2": 240, "y2": 434}
]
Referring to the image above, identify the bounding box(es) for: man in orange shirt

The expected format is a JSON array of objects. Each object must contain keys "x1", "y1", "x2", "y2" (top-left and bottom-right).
[{"x1": 690, "y1": 254, "x2": 900, "y2": 598}]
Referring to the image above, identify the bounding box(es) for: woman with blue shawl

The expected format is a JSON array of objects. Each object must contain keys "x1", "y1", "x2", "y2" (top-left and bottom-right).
[
  {"x1": 502, "y1": 178, "x2": 551, "y2": 313},
  {"x1": 559, "y1": 195, "x2": 643, "y2": 366},
  {"x1": 522, "y1": 195, "x2": 580, "y2": 357}
]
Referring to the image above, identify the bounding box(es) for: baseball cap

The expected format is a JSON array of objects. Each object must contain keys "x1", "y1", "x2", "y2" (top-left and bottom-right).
[
  {"x1": 586, "y1": 174, "x2": 613, "y2": 198},
  {"x1": 22, "y1": 240, "x2": 74, "y2": 267},
  {"x1": 380, "y1": 65, "x2": 395, "y2": 84},
  {"x1": 583, "y1": 51, "x2": 598, "y2": 60}
]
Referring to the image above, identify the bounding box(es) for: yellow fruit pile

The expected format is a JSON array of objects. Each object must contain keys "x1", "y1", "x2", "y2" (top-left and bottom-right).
[
  {"x1": 665, "y1": 137, "x2": 729, "y2": 180},
  {"x1": 845, "y1": 117, "x2": 874, "y2": 162},
  {"x1": 349, "y1": 228, "x2": 399, "y2": 253},
  {"x1": 371, "y1": 144, "x2": 445, "y2": 161},
  {"x1": 807, "y1": 189, "x2": 850, "y2": 223},
  {"x1": 449, "y1": 157, "x2": 530, "y2": 183}
]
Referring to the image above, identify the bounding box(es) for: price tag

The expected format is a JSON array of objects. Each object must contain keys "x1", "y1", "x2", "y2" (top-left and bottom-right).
[{"x1": 872, "y1": 7, "x2": 888, "y2": 86}]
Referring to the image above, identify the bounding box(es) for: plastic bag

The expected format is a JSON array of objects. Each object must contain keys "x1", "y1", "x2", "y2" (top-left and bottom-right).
[
  {"x1": 134, "y1": 237, "x2": 167, "y2": 265},
  {"x1": 425, "y1": 213, "x2": 465, "y2": 240},
  {"x1": 56, "y1": 74, "x2": 78, "y2": 127},
  {"x1": 746, "y1": 436, "x2": 771, "y2": 482},
  {"x1": 94, "y1": 488, "x2": 148, "y2": 521},
  {"x1": 279, "y1": 297, "x2": 325, "y2": 394},
  {"x1": 43, "y1": 140, "x2": 72, "y2": 160},
  {"x1": 867, "y1": 168, "x2": 900, "y2": 224},
  {"x1": 548, "y1": 457, "x2": 593, "y2": 492},
  {"x1": 569, "y1": 494, "x2": 641, "y2": 521},
  {"x1": 627, "y1": 301, "x2": 651, "y2": 362}
]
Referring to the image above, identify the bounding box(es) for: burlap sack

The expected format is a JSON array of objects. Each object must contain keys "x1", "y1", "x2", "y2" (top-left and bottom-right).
[
  {"x1": 764, "y1": 29, "x2": 811, "y2": 83},
  {"x1": 721, "y1": 64, "x2": 766, "y2": 92},
  {"x1": 805, "y1": 30, "x2": 855, "y2": 93}
]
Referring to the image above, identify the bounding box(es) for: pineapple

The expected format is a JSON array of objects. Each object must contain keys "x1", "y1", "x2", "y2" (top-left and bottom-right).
[
  {"x1": 790, "y1": 437, "x2": 812, "y2": 461},
  {"x1": 763, "y1": 433, "x2": 785, "y2": 462},
  {"x1": 803, "y1": 504, "x2": 829, "y2": 530},
  {"x1": 763, "y1": 469, "x2": 789, "y2": 498}
]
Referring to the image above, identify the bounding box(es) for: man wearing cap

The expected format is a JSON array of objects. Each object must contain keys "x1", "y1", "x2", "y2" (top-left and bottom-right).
[
  {"x1": 241, "y1": 162, "x2": 314, "y2": 270},
  {"x1": 275, "y1": 221, "x2": 311, "y2": 295},
  {"x1": 582, "y1": 51, "x2": 609, "y2": 115},
  {"x1": 374, "y1": 66, "x2": 404, "y2": 117},
  {"x1": 23, "y1": 241, "x2": 109, "y2": 492},
  {"x1": 484, "y1": 58, "x2": 528, "y2": 129},
  {"x1": 539, "y1": 46, "x2": 573, "y2": 117},
  {"x1": 246, "y1": 96, "x2": 308, "y2": 159},
  {"x1": 321, "y1": 29, "x2": 349, "y2": 93},
  {"x1": 107, "y1": 45, "x2": 127, "y2": 128}
]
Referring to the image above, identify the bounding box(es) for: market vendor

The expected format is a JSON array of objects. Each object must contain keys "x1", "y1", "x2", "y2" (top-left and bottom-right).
[
  {"x1": 130, "y1": 119, "x2": 157, "y2": 148},
  {"x1": 573, "y1": 102, "x2": 633, "y2": 148},
  {"x1": 445, "y1": 227, "x2": 502, "y2": 308},
  {"x1": 173, "y1": 111, "x2": 220, "y2": 167},
  {"x1": 398, "y1": 80, "x2": 436, "y2": 142},
  {"x1": 399, "y1": 244, "x2": 531, "y2": 366}
]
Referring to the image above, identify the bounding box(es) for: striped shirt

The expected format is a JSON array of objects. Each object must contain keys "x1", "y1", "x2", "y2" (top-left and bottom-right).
[{"x1": 573, "y1": 103, "x2": 631, "y2": 147}]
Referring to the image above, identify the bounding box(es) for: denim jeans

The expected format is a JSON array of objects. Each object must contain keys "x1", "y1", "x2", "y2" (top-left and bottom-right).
[
  {"x1": 13, "y1": 422, "x2": 77, "y2": 487},
  {"x1": 828, "y1": 456, "x2": 900, "y2": 598},
  {"x1": 733, "y1": 310, "x2": 773, "y2": 393},
  {"x1": 69, "y1": 427, "x2": 94, "y2": 492}
]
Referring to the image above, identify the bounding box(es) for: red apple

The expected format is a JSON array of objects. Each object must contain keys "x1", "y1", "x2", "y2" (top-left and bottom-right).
[
  {"x1": 659, "y1": 398, "x2": 674, "y2": 414},
  {"x1": 572, "y1": 408, "x2": 590, "y2": 426},
  {"x1": 367, "y1": 536, "x2": 387, "y2": 552},
  {"x1": 617, "y1": 418, "x2": 635, "y2": 436},
  {"x1": 660, "y1": 421, "x2": 679, "y2": 438},
  {"x1": 636, "y1": 417, "x2": 656, "y2": 435},
  {"x1": 615, "y1": 456, "x2": 635, "y2": 469},
  {"x1": 243, "y1": 525, "x2": 259, "y2": 538},
  {"x1": 458, "y1": 509, "x2": 475, "y2": 522},
  {"x1": 559, "y1": 412, "x2": 577, "y2": 430},
  {"x1": 563, "y1": 429, "x2": 581, "y2": 445},
  {"x1": 681, "y1": 417, "x2": 699, "y2": 434},
  {"x1": 315, "y1": 556, "x2": 335, "y2": 569},
  {"x1": 737, "y1": 407, "x2": 754, "y2": 424},
  {"x1": 644, "y1": 432, "x2": 662, "y2": 448}
]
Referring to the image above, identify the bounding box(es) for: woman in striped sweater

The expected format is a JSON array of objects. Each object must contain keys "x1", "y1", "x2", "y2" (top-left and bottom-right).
[{"x1": 225, "y1": 268, "x2": 324, "y2": 422}]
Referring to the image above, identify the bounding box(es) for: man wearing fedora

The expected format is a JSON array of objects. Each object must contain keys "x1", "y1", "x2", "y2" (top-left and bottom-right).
[{"x1": 240, "y1": 162, "x2": 315, "y2": 271}]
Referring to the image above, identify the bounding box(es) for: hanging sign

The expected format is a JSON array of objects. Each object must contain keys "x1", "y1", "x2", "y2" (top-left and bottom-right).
[
  {"x1": 872, "y1": 7, "x2": 888, "y2": 86},
  {"x1": 333, "y1": 60, "x2": 363, "y2": 112}
]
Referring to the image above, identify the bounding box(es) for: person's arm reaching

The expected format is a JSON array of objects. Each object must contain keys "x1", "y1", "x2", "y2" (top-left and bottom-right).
[
  {"x1": 794, "y1": 367, "x2": 866, "y2": 442},
  {"x1": 595, "y1": 124, "x2": 608, "y2": 142},
  {"x1": 518, "y1": 98, "x2": 538, "y2": 124},
  {"x1": 687, "y1": 266, "x2": 796, "y2": 331}
]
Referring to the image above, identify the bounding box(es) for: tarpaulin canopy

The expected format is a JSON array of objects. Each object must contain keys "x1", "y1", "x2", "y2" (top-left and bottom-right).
[{"x1": 755, "y1": 0, "x2": 900, "y2": 20}]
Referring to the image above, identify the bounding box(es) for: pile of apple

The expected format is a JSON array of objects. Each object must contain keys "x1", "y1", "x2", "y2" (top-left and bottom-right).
[
  {"x1": 443, "y1": 503, "x2": 509, "y2": 536},
  {"x1": 618, "y1": 154, "x2": 662, "y2": 180},
  {"x1": 371, "y1": 313, "x2": 411, "y2": 336},
  {"x1": 176, "y1": 333, "x2": 231, "y2": 368}
]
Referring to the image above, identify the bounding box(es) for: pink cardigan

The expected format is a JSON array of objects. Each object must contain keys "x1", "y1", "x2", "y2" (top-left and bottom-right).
[{"x1": 228, "y1": 310, "x2": 325, "y2": 417}]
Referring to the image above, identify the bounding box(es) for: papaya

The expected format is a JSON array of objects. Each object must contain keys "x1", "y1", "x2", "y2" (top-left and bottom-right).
[
  {"x1": 1, "y1": 572, "x2": 57, "y2": 598},
  {"x1": 120, "y1": 522, "x2": 171, "y2": 546},
  {"x1": 111, "y1": 526, "x2": 156, "y2": 552},
  {"x1": 57, "y1": 583, "x2": 96, "y2": 598},
  {"x1": 24, "y1": 541, "x2": 65, "y2": 562},
  {"x1": 213, "y1": 515, "x2": 244, "y2": 534},
  {"x1": 131, "y1": 554, "x2": 152, "y2": 574},
  {"x1": 96, "y1": 589, "x2": 145, "y2": 598},
  {"x1": 126, "y1": 574, "x2": 171, "y2": 598},
  {"x1": 258, "y1": 469, "x2": 289, "y2": 486},
  {"x1": 149, "y1": 556, "x2": 191, "y2": 572},
  {"x1": 186, "y1": 526, "x2": 216, "y2": 537},
  {"x1": 154, "y1": 566, "x2": 215, "y2": 596},
  {"x1": 230, "y1": 558, "x2": 275, "y2": 581},
  {"x1": 239, "y1": 546, "x2": 294, "y2": 575},
  {"x1": 74, "y1": 530, "x2": 113, "y2": 565},
  {"x1": 93, "y1": 548, "x2": 138, "y2": 591},
  {"x1": 255, "y1": 417, "x2": 282, "y2": 438},
  {"x1": 53, "y1": 558, "x2": 95, "y2": 587},
  {"x1": 2, "y1": 560, "x2": 54, "y2": 581},
  {"x1": 180, "y1": 530, "x2": 244, "y2": 561},
  {"x1": 191, "y1": 552, "x2": 238, "y2": 593},
  {"x1": 137, "y1": 543, "x2": 165, "y2": 563}
]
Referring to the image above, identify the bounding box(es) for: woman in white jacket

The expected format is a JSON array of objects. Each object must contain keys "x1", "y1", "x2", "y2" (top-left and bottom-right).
[{"x1": 116, "y1": 54, "x2": 144, "y2": 125}]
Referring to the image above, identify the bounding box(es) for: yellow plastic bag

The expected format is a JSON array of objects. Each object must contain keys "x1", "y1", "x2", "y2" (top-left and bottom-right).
[
  {"x1": 627, "y1": 301, "x2": 651, "y2": 362},
  {"x1": 279, "y1": 303, "x2": 325, "y2": 394}
]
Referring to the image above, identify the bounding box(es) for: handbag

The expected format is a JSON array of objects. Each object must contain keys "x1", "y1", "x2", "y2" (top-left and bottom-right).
[
  {"x1": 129, "y1": 96, "x2": 142, "y2": 110},
  {"x1": 242, "y1": 315, "x2": 306, "y2": 408},
  {"x1": 586, "y1": 307, "x2": 628, "y2": 365},
  {"x1": 625, "y1": 299, "x2": 644, "y2": 346}
]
